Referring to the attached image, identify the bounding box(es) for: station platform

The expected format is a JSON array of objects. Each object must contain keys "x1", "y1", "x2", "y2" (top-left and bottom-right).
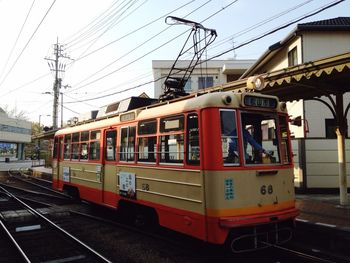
[{"x1": 296, "y1": 194, "x2": 350, "y2": 231}]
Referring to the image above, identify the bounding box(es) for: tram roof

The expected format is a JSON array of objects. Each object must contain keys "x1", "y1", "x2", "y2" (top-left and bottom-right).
[{"x1": 55, "y1": 90, "x2": 283, "y2": 136}]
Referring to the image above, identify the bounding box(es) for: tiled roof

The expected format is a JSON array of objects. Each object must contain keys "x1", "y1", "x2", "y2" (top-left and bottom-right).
[{"x1": 298, "y1": 17, "x2": 350, "y2": 30}]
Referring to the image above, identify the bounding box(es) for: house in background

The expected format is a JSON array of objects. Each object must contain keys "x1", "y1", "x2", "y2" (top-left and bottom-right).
[
  {"x1": 0, "y1": 107, "x2": 32, "y2": 172},
  {"x1": 241, "y1": 17, "x2": 350, "y2": 190},
  {"x1": 152, "y1": 59, "x2": 255, "y2": 98}
]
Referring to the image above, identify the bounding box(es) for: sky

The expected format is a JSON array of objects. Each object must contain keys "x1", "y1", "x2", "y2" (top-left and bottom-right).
[{"x1": 0, "y1": 0, "x2": 349, "y2": 127}]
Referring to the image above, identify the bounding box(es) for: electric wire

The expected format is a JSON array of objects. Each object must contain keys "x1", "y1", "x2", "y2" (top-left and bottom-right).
[
  {"x1": 0, "y1": 0, "x2": 195, "y2": 99},
  {"x1": 65, "y1": 0, "x2": 343, "y2": 104},
  {"x1": 72, "y1": 0, "x2": 146, "y2": 58},
  {"x1": 67, "y1": 0, "x2": 234, "y2": 95},
  {"x1": 0, "y1": 0, "x2": 36, "y2": 83},
  {"x1": 208, "y1": 0, "x2": 316, "y2": 53},
  {"x1": 0, "y1": 0, "x2": 57, "y2": 88},
  {"x1": 64, "y1": 0, "x2": 135, "y2": 49},
  {"x1": 68, "y1": 0, "x2": 213, "y2": 91},
  {"x1": 67, "y1": 0, "x2": 196, "y2": 63},
  {"x1": 63, "y1": 0, "x2": 121, "y2": 46},
  {"x1": 209, "y1": 0, "x2": 345, "y2": 61}
]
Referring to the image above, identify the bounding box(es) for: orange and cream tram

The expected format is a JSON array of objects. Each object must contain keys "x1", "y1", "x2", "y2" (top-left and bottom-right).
[{"x1": 52, "y1": 89, "x2": 298, "y2": 251}]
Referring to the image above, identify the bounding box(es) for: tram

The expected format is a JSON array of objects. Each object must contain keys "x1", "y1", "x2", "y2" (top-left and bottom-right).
[{"x1": 52, "y1": 84, "x2": 298, "y2": 251}]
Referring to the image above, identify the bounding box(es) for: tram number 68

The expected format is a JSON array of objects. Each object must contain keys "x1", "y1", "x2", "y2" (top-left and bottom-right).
[
  {"x1": 141, "y1": 183, "x2": 150, "y2": 191},
  {"x1": 260, "y1": 185, "x2": 273, "y2": 195}
]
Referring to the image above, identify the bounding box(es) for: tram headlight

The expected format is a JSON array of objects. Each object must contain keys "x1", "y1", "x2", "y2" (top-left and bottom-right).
[
  {"x1": 222, "y1": 94, "x2": 232, "y2": 105},
  {"x1": 280, "y1": 102, "x2": 287, "y2": 111},
  {"x1": 247, "y1": 76, "x2": 265, "y2": 91}
]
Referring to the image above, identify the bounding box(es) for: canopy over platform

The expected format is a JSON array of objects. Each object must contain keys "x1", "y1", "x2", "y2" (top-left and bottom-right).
[{"x1": 217, "y1": 51, "x2": 350, "y2": 206}]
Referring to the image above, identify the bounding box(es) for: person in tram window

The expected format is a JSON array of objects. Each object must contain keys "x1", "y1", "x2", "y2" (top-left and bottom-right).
[{"x1": 227, "y1": 126, "x2": 271, "y2": 164}]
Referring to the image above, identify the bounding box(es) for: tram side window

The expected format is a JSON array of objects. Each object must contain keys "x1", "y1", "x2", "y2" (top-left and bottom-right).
[
  {"x1": 138, "y1": 119, "x2": 157, "y2": 163},
  {"x1": 187, "y1": 113, "x2": 200, "y2": 165},
  {"x1": 63, "y1": 134, "x2": 71, "y2": 160},
  {"x1": 279, "y1": 115, "x2": 291, "y2": 164},
  {"x1": 160, "y1": 115, "x2": 184, "y2": 164},
  {"x1": 120, "y1": 126, "x2": 136, "y2": 162},
  {"x1": 79, "y1": 131, "x2": 89, "y2": 161},
  {"x1": 71, "y1": 132, "x2": 80, "y2": 160},
  {"x1": 220, "y1": 110, "x2": 240, "y2": 165},
  {"x1": 105, "y1": 130, "x2": 117, "y2": 161},
  {"x1": 89, "y1": 130, "x2": 101, "y2": 160}
]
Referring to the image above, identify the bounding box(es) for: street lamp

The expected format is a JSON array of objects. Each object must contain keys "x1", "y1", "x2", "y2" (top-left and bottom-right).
[{"x1": 39, "y1": 114, "x2": 51, "y2": 130}]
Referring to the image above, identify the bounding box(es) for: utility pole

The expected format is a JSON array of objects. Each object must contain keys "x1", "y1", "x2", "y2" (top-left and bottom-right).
[{"x1": 45, "y1": 37, "x2": 72, "y2": 129}]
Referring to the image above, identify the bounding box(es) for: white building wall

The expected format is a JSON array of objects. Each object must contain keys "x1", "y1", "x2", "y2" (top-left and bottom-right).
[
  {"x1": 0, "y1": 114, "x2": 31, "y2": 143},
  {"x1": 302, "y1": 32, "x2": 350, "y2": 61},
  {"x1": 292, "y1": 138, "x2": 350, "y2": 188},
  {"x1": 304, "y1": 94, "x2": 350, "y2": 138},
  {"x1": 152, "y1": 60, "x2": 255, "y2": 98}
]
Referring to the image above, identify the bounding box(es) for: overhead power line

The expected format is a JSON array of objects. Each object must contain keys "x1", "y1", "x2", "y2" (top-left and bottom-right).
[
  {"x1": 68, "y1": 0, "x2": 235, "y2": 94},
  {"x1": 0, "y1": 1, "x2": 194, "y2": 98},
  {"x1": 0, "y1": 0, "x2": 57, "y2": 88},
  {"x1": 209, "y1": 0, "x2": 345, "y2": 60},
  {"x1": 74, "y1": 0, "x2": 148, "y2": 59},
  {"x1": 68, "y1": 0, "x2": 196, "y2": 63},
  {"x1": 0, "y1": 0, "x2": 36, "y2": 82},
  {"x1": 69, "y1": 0, "x2": 213, "y2": 91},
  {"x1": 65, "y1": 0, "x2": 344, "y2": 104}
]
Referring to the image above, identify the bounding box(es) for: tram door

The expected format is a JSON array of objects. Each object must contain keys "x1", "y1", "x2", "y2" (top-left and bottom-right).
[
  {"x1": 53, "y1": 136, "x2": 63, "y2": 189},
  {"x1": 102, "y1": 129, "x2": 118, "y2": 206}
]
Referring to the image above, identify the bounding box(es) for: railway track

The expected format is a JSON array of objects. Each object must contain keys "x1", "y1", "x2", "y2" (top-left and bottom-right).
[
  {"x1": 1, "y1": 171, "x2": 346, "y2": 263},
  {"x1": 0, "y1": 185, "x2": 111, "y2": 263}
]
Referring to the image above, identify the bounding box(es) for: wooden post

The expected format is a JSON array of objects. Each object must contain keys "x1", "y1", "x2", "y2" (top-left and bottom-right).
[{"x1": 336, "y1": 93, "x2": 349, "y2": 206}]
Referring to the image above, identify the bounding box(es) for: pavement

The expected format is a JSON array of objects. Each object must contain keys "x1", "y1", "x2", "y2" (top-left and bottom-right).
[{"x1": 296, "y1": 194, "x2": 350, "y2": 231}]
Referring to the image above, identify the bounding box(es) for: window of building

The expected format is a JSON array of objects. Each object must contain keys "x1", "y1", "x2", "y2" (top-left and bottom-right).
[
  {"x1": 89, "y1": 130, "x2": 101, "y2": 160},
  {"x1": 0, "y1": 142, "x2": 17, "y2": 158},
  {"x1": 120, "y1": 126, "x2": 136, "y2": 161},
  {"x1": 138, "y1": 119, "x2": 157, "y2": 163},
  {"x1": 288, "y1": 47, "x2": 298, "y2": 67},
  {"x1": 184, "y1": 77, "x2": 192, "y2": 92},
  {"x1": 187, "y1": 113, "x2": 200, "y2": 165},
  {"x1": 198, "y1": 76, "x2": 214, "y2": 89}
]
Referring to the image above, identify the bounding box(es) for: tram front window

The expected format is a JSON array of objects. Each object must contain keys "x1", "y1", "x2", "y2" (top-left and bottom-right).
[
  {"x1": 220, "y1": 109, "x2": 240, "y2": 166},
  {"x1": 241, "y1": 112, "x2": 280, "y2": 165}
]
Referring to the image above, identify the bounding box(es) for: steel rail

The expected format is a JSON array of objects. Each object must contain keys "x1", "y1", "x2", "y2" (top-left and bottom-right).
[
  {"x1": 260, "y1": 241, "x2": 337, "y2": 263},
  {"x1": 0, "y1": 185, "x2": 112, "y2": 263},
  {"x1": 0, "y1": 220, "x2": 31, "y2": 263}
]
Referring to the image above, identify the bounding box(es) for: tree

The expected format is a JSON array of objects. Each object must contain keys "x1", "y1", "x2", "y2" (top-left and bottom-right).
[{"x1": 1, "y1": 105, "x2": 28, "y2": 120}]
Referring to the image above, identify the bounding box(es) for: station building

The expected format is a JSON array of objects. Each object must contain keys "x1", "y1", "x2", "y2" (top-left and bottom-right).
[
  {"x1": 0, "y1": 107, "x2": 32, "y2": 172},
  {"x1": 152, "y1": 59, "x2": 255, "y2": 98},
  {"x1": 241, "y1": 17, "x2": 350, "y2": 191}
]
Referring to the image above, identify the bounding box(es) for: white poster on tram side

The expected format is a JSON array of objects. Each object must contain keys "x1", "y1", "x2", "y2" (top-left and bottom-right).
[
  {"x1": 63, "y1": 166, "x2": 70, "y2": 182},
  {"x1": 119, "y1": 172, "x2": 136, "y2": 199}
]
